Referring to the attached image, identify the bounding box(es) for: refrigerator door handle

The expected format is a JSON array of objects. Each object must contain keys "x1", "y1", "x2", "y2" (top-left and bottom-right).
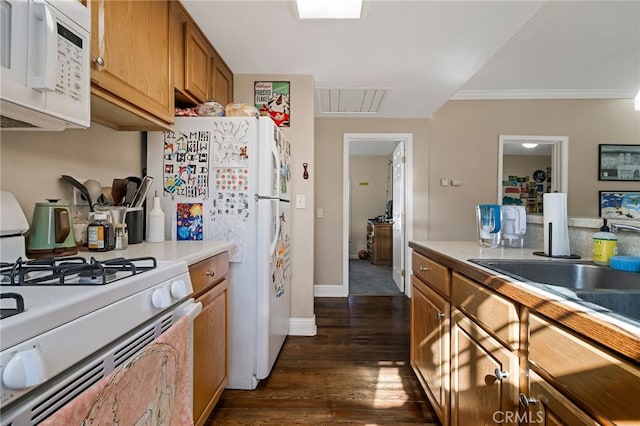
[
  {"x1": 269, "y1": 201, "x2": 281, "y2": 256},
  {"x1": 254, "y1": 195, "x2": 280, "y2": 201}
]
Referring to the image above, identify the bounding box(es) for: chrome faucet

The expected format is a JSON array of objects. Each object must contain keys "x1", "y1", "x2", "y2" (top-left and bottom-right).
[{"x1": 610, "y1": 223, "x2": 640, "y2": 233}]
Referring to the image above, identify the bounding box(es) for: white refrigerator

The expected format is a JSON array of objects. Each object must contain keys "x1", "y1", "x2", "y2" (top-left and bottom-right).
[{"x1": 147, "y1": 116, "x2": 292, "y2": 389}]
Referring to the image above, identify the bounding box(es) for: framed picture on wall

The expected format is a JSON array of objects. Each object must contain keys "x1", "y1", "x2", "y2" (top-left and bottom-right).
[
  {"x1": 254, "y1": 81, "x2": 290, "y2": 127},
  {"x1": 598, "y1": 144, "x2": 640, "y2": 181},
  {"x1": 599, "y1": 191, "x2": 640, "y2": 219}
]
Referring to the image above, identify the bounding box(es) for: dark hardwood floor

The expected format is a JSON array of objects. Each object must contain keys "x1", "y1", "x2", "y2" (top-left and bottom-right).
[{"x1": 206, "y1": 296, "x2": 440, "y2": 425}]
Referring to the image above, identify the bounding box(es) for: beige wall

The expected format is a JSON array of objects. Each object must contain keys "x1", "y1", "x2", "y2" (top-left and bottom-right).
[
  {"x1": 428, "y1": 99, "x2": 639, "y2": 241},
  {"x1": 0, "y1": 124, "x2": 143, "y2": 223},
  {"x1": 233, "y1": 74, "x2": 315, "y2": 323},
  {"x1": 314, "y1": 98, "x2": 639, "y2": 287},
  {"x1": 315, "y1": 118, "x2": 429, "y2": 286},
  {"x1": 349, "y1": 155, "x2": 391, "y2": 257}
]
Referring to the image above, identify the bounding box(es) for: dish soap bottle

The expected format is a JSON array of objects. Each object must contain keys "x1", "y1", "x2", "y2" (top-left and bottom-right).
[{"x1": 593, "y1": 218, "x2": 618, "y2": 265}]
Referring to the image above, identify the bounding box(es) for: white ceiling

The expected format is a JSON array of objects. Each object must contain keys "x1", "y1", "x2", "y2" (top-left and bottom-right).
[{"x1": 182, "y1": 0, "x2": 640, "y2": 119}]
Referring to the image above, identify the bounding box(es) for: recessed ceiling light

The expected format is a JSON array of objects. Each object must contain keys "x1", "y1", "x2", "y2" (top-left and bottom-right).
[
  {"x1": 296, "y1": 0, "x2": 363, "y2": 19},
  {"x1": 522, "y1": 143, "x2": 538, "y2": 149}
]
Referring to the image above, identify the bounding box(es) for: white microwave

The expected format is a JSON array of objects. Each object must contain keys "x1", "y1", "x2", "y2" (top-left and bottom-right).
[{"x1": 0, "y1": 0, "x2": 90, "y2": 131}]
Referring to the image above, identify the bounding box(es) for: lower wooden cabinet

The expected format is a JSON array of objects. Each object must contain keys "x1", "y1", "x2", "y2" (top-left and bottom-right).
[
  {"x1": 524, "y1": 370, "x2": 599, "y2": 426},
  {"x1": 450, "y1": 309, "x2": 519, "y2": 426},
  {"x1": 411, "y1": 276, "x2": 449, "y2": 424},
  {"x1": 193, "y1": 277, "x2": 228, "y2": 426},
  {"x1": 189, "y1": 252, "x2": 229, "y2": 426}
]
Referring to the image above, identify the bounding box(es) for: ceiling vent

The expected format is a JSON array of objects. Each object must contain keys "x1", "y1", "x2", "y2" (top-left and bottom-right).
[{"x1": 317, "y1": 88, "x2": 388, "y2": 114}]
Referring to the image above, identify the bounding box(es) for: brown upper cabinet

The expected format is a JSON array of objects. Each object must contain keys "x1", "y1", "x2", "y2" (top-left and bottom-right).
[
  {"x1": 89, "y1": 0, "x2": 174, "y2": 130},
  {"x1": 171, "y1": 1, "x2": 233, "y2": 107}
]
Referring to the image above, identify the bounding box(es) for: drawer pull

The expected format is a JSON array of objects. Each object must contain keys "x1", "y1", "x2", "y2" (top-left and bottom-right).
[
  {"x1": 419, "y1": 266, "x2": 430, "y2": 271},
  {"x1": 205, "y1": 271, "x2": 215, "y2": 277},
  {"x1": 519, "y1": 393, "x2": 538, "y2": 408},
  {"x1": 494, "y1": 369, "x2": 510, "y2": 380},
  {"x1": 92, "y1": 57, "x2": 105, "y2": 67},
  {"x1": 436, "y1": 312, "x2": 445, "y2": 319}
]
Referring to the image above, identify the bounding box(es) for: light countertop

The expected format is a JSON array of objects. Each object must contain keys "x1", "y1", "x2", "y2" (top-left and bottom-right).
[
  {"x1": 77, "y1": 240, "x2": 234, "y2": 266},
  {"x1": 409, "y1": 240, "x2": 640, "y2": 361}
]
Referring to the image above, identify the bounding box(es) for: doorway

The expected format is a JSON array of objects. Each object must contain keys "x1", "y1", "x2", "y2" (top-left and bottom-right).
[{"x1": 342, "y1": 133, "x2": 413, "y2": 297}]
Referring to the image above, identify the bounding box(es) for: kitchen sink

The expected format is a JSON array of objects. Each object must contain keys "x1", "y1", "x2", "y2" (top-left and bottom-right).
[
  {"x1": 468, "y1": 259, "x2": 640, "y2": 291},
  {"x1": 468, "y1": 259, "x2": 640, "y2": 321}
]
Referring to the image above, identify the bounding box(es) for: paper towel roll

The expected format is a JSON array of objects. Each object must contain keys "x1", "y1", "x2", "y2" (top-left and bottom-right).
[{"x1": 543, "y1": 193, "x2": 570, "y2": 257}]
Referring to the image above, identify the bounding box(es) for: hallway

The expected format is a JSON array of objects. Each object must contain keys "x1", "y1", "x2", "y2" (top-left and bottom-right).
[{"x1": 207, "y1": 296, "x2": 439, "y2": 425}]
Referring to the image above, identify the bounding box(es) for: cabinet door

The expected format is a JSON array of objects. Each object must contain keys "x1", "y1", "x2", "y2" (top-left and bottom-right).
[
  {"x1": 184, "y1": 23, "x2": 211, "y2": 103},
  {"x1": 193, "y1": 278, "x2": 229, "y2": 426},
  {"x1": 450, "y1": 309, "x2": 519, "y2": 426},
  {"x1": 209, "y1": 51, "x2": 233, "y2": 105},
  {"x1": 411, "y1": 276, "x2": 449, "y2": 425},
  {"x1": 90, "y1": 0, "x2": 173, "y2": 128},
  {"x1": 524, "y1": 370, "x2": 600, "y2": 426}
]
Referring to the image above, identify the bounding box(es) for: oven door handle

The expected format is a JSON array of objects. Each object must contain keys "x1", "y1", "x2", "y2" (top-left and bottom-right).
[{"x1": 179, "y1": 299, "x2": 202, "y2": 320}]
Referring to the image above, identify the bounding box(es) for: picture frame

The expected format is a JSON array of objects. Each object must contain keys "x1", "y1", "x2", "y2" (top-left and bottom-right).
[
  {"x1": 254, "y1": 81, "x2": 290, "y2": 127},
  {"x1": 599, "y1": 191, "x2": 640, "y2": 219},
  {"x1": 598, "y1": 144, "x2": 640, "y2": 181}
]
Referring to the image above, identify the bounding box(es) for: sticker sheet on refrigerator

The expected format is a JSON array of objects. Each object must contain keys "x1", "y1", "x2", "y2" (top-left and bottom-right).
[
  {"x1": 207, "y1": 215, "x2": 247, "y2": 262},
  {"x1": 162, "y1": 130, "x2": 209, "y2": 197},
  {"x1": 211, "y1": 120, "x2": 250, "y2": 168}
]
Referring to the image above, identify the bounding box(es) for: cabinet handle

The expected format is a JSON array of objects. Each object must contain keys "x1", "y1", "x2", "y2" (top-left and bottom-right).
[
  {"x1": 92, "y1": 57, "x2": 105, "y2": 66},
  {"x1": 519, "y1": 393, "x2": 538, "y2": 408},
  {"x1": 419, "y1": 266, "x2": 430, "y2": 271},
  {"x1": 494, "y1": 369, "x2": 510, "y2": 380},
  {"x1": 436, "y1": 312, "x2": 445, "y2": 319},
  {"x1": 205, "y1": 271, "x2": 215, "y2": 277}
]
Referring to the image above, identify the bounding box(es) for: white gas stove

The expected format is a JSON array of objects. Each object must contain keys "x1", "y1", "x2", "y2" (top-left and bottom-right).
[{"x1": 0, "y1": 192, "x2": 199, "y2": 425}]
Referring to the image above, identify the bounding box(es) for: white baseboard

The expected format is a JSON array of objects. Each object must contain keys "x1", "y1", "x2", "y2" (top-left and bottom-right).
[
  {"x1": 289, "y1": 316, "x2": 317, "y2": 336},
  {"x1": 314, "y1": 284, "x2": 348, "y2": 297}
]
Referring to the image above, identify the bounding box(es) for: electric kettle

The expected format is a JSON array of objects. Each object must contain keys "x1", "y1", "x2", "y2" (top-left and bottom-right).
[{"x1": 27, "y1": 199, "x2": 77, "y2": 258}]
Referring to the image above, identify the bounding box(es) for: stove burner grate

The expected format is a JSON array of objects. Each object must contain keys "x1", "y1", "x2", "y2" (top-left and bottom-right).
[{"x1": 0, "y1": 256, "x2": 157, "y2": 286}]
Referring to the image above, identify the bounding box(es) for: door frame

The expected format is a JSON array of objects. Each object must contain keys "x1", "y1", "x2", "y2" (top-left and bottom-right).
[{"x1": 342, "y1": 133, "x2": 414, "y2": 297}]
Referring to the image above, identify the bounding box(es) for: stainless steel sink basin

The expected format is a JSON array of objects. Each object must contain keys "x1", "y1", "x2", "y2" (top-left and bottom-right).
[
  {"x1": 468, "y1": 259, "x2": 640, "y2": 291},
  {"x1": 468, "y1": 259, "x2": 640, "y2": 321}
]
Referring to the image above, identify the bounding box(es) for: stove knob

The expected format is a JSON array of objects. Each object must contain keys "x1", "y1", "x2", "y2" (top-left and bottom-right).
[
  {"x1": 170, "y1": 279, "x2": 189, "y2": 299},
  {"x1": 151, "y1": 288, "x2": 171, "y2": 309},
  {"x1": 3, "y1": 348, "x2": 47, "y2": 389}
]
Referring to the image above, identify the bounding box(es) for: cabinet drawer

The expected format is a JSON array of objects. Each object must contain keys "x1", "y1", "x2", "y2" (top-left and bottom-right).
[
  {"x1": 529, "y1": 314, "x2": 640, "y2": 425},
  {"x1": 189, "y1": 252, "x2": 229, "y2": 296},
  {"x1": 451, "y1": 272, "x2": 519, "y2": 350},
  {"x1": 411, "y1": 252, "x2": 450, "y2": 297}
]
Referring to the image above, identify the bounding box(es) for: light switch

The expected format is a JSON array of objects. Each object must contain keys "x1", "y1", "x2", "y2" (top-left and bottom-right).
[
  {"x1": 440, "y1": 178, "x2": 449, "y2": 186},
  {"x1": 295, "y1": 194, "x2": 306, "y2": 209},
  {"x1": 317, "y1": 208, "x2": 323, "y2": 218},
  {"x1": 451, "y1": 179, "x2": 463, "y2": 186}
]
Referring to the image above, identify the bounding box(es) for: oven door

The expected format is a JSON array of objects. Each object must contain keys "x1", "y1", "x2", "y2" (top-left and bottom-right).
[{"x1": 1, "y1": 300, "x2": 201, "y2": 426}]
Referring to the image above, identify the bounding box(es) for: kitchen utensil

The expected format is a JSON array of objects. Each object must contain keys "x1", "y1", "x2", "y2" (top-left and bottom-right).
[
  {"x1": 124, "y1": 180, "x2": 138, "y2": 206},
  {"x1": 27, "y1": 199, "x2": 77, "y2": 258},
  {"x1": 61, "y1": 175, "x2": 94, "y2": 211},
  {"x1": 130, "y1": 175, "x2": 154, "y2": 208},
  {"x1": 83, "y1": 179, "x2": 103, "y2": 208},
  {"x1": 111, "y1": 178, "x2": 128, "y2": 206},
  {"x1": 476, "y1": 204, "x2": 502, "y2": 248}
]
